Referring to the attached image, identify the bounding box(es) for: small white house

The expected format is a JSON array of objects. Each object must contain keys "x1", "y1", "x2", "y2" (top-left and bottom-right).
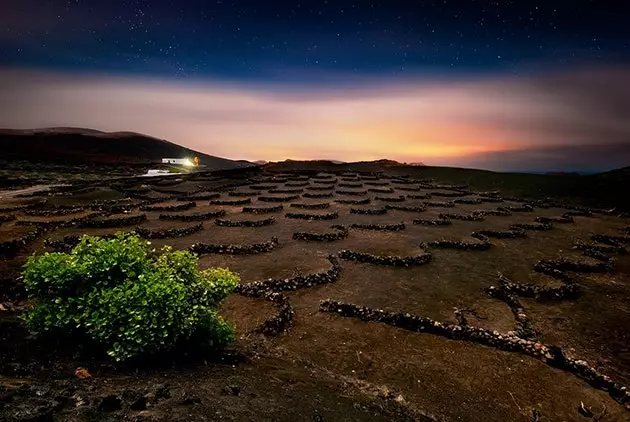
[{"x1": 162, "y1": 158, "x2": 191, "y2": 165}]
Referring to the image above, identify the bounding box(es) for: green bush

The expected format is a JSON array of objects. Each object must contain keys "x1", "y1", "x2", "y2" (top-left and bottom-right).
[{"x1": 22, "y1": 233, "x2": 239, "y2": 361}]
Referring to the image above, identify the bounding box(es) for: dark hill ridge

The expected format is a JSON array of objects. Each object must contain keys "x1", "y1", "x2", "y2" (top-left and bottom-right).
[{"x1": 0, "y1": 128, "x2": 251, "y2": 170}]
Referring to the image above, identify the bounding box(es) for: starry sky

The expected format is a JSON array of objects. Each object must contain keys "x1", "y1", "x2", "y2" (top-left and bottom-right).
[{"x1": 1, "y1": 0, "x2": 629, "y2": 171}]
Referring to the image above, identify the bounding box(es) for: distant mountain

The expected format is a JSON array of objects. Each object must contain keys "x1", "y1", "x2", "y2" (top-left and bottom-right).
[
  {"x1": 0, "y1": 128, "x2": 251, "y2": 170},
  {"x1": 252, "y1": 160, "x2": 269, "y2": 165},
  {"x1": 408, "y1": 162, "x2": 426, "y2": 166}
]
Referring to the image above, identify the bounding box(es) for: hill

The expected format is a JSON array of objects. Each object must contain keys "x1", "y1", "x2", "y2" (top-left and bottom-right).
[{"x1": 0, "y1": 128, "x2": 251, "y2": 170}]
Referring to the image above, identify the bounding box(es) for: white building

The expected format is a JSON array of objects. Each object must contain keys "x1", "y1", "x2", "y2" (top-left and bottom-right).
[{"x1": 162, "y1": 158, "x2": 192, "y2": 165}]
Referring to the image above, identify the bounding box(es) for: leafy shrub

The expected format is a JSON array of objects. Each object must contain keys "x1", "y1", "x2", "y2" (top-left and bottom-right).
[{"x1": 22, "y1": 233, "x2": 239, "y2": 361}]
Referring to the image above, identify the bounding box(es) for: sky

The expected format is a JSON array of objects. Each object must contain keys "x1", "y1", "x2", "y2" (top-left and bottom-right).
[{"x1": 1, "y1": 0, "x2": 629, "y2": 172}]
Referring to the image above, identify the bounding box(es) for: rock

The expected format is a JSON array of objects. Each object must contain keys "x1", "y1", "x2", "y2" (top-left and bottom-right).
[{"x1": 178, "y1": 393, "x2": 202, "y2": 405}]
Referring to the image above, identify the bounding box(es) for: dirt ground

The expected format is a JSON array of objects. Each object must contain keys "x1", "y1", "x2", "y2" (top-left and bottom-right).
[{"x1": 1, "y1": 169, "x2": 629, "y2": 421}]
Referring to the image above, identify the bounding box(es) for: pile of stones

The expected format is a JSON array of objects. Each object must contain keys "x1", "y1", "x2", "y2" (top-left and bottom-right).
[
  {"x1": 384, "y1": 205, "x2": 426, "y2": 212},
  {"x1": 215, "y1": 217, "x2": 276, "y2": 227},
  {"x1": 179, "y1": 192, "x2": 221, "y2": 200},
  {"x1": 211, "y1": 198, "x2": 252, "y2": 206},
  {"x1": 453, "y1": 198, "x2": 483, "y2": 205},
  {"x1": 510, "y1": 222, "x2": 553, "y2": 231},
  {"x1": 140, "y1": 201, "x2": 196, "y2": 212},
  {"x1": 242, "y1": 205, "x2": 284, "y2": 214},
  {"x1": 431, "y1": 191, "x2": 467, "y2": 198},
  {"x1": 256, "y1": 292, "x2": 295, "y2": 336},
  {"x1": 439, "y1": 212, "x2": 485, "y2": 221},
  {"x1": 472, "y1": 229, "x2": 527, "y2": 239},
  {"x1": 285, "y1": 181, "x2": 309, "y2": 187},
  {"x1": 285, "y1": 211, "x2": 339, "y2": 220},
  {"x1": 473, "y1": 209, "x2": 512, "y2": 216},
  {"x1": 248, "y1": 197, "x2": 291, "y2": 206},
  {"x1": 293, "y1": 225, "x2": 349, "y2": 241},
  {"x1": 490, "y1": 272, "x2": 578, "y2": 301},
  {"x1": 335, "y1": 198, "x2": 370, "y2": 205},
  {"x1": 0, "y1": 214, "x2": 17, "y2": 223},
  {"x1": 228, "y1": 191, "x2": 259, "y2": 197},
  {"x1": 24, "y1": 207, "x2": 86, "y2": 217},
  {"x1": 135, "y1": 223, "x2": 204, "y2": 239},
  {"x1": 535, "y1": 258, "x2": 614, "y2": 274},
  {"x1": 338, "y1": 249, "x2": 431, "y2": 267},
  {"x1": 413, "y1": 218, "x2": 452, "y2": 226},
  {"x1": 336, "y1": 189, "x2": 368, "y2": 196},
  {"x1": 428, "y1": 235, "x2": 491, "y2": 251},
  {"x1": 290, "y1": 202, "x2": 330, "y2": 210},
  {"x1": 375, "y1": 195, "x2": 406, "y2": 203},
  {"x1": 350, "y1": 207, "x2": 387, "y2": 215},
  {"x1": 237, "y1": 255, "x2": 341, "y2": 295},
  {"x1": 406, "y1": 193, "x2": 432, "y2": 200},
  {"x1": 303, "y1": 192, "x2": 334, "y2": 199},
  {"x1": 349, "y1": 222, "x2": 406, "y2": 231},
  {"x1": 306, "y1": 185, "x2": 335, "y2": 191},
  {"x1": 535, "y1": 216, "x2": 574, "y2": 224},
  {"x1": 367, "y1": 187, "x2": 395, "y2": 193},
  {"x1": 189, "y1": 237, "x2": 280, "y2": 255},
  {"x1": 249, "y1": 184, "x2": 278, "y2": 190},
  {"x1": 424, "y1": 201, "x2": 455, "y2": 208},
  {"x1": 498, "y1": 204, "x2": 535, "y2": 212},
  {"x1": 269, "y1": 188, "x2": 304, "y2": 194},
  {"x1": 159, "y1": 210, "x2": 226, "y2": 221},
  {"x1": 80, "y1": 214, "x2": 147, "y2": 228}
]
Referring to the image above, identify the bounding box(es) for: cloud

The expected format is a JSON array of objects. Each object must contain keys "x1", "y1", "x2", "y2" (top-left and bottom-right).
[{"x1": 0, "y1": 65, "x2": 629, "y2": 171}]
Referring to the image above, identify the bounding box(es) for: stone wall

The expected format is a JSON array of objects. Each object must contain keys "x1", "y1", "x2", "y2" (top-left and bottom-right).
[
  {"x1": 336, "y1": 190, "x2": 368, "y2": 196},
  {"x1": 135, "y1": 223, "x2": 204, "y2": 239},
  {"x1": 80, "y1": 214, "x2": 147, "y2": 228},
  {"x1": 349, "y1": 222, "x2": 405, "y2": 231},
  {"x1": 159, "y1": 210, "x2": 226, "y2": 221},
  {"x1": 375, "y1": 196, "x2": 406, "y2": 203},
  {"x1": 338, "y1": 249, "x2": 431, "y2": 267},
  {"x1": 290, "y1": 202, "x2": 330, "y2": 210},
  {"x1": 292, "y1": 225, "x2": 349, "y2": 241},
  {"x1": 140, "y1": 201, "x2": 196, "y2": 212},
  {"x1": 285, "y1": 211, "x2": 339, "y2": 220},
  {"x1": 413, "y1": 218, "x2": 452, "y2": 226},
  {"x1": 350, "y1": 208, "x2": 387, "y2": 215},
  {"x1": 384, "y1": 205, "x2": 426, "y2": 212},
  {"x1": 303, "y1": 192, "x2": 334, "y2": 199},
  {"x1": 242, "y1": 205, "x2": 284, "y2": 214},
  {"x1": 258, "y1": 195, "x2": 301, "y2": 203},
  {"x1": 189, "y1": 237, "x2": 280, "y2": 255},
  {"x1": 211, "y1": 198, "x2": 252, "y2": 206},
  {"x1": 215, "y1": 217, "x2": 276, "y2": 227},
  {"x1": 335, "y1": 198, "x2": 370, "y2": 205}
]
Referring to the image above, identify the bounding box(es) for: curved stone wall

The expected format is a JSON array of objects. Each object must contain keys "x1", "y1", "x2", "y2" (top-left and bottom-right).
[
  {"x1": 290, "y1": 202, "x2": 330, "y2": 210},
  {"x1": 189, "y1": 237, "x2": 280, "y2": 255},
  {"x1": 439, "y1": 213, "x2": 485, "y2": 221},
  {"x1": 335, "y1": 198, "x2": 370, "y2": 205},
  {"x1": 135, "y1": 223, "x2": 204, "y2": 239},
  {"x1": 215, "y1": 217, "x2": 276, "y2": 227},
  {"x1": 337, "y1": 249, "x2": 431, "y2": 267},
  {"x1": 292, "y1": 225, "x2": 349, "y2": 241},
  {"x1": 159, "y1": 210, "x2": 226, "y2": 221},
  {"x1": 384, "y1": 205, "x2": 426, "y2": 212},
  {"x1": 211, "y1": 198, "x2": 252, "y2": 206},
  {"x1": 140, "y1": 201, "x2": 196, "y2": 212},
  {"x1": 80, "y1": 214, "x2": 147, "y2": 228},
  {"x1": 349, "y1": 222, "x2": 405, "y2": 231},
  {"x1": 350, "y1": 208, "x2": 388, "y2": 215},
  {"x1": 510, "y1": 223, "x2": 553, "y2": 231},
  {"x1": 285, "y1": 211, "x2": 339, "y2": 220},
  {"x1": 242, "y1": 205, "x2": 284, "y2": 214},
  {"x1": 258, "y1": 195, "x2": 301, "y2": 202},
  {"x1": 303, "y1": 192, "x2": 334, "y2": 199},
  {"x1": 375, "y1": 196, "x2": 406, "y2": 203},
  {"x1": 413, "y1": 218, "x2": 452, "y2": 226}
]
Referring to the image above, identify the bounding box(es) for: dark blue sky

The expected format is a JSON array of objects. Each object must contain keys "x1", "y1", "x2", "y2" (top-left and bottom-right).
[{"x1": 2, "y1": 0, "x2": 628, "y2": 80}]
